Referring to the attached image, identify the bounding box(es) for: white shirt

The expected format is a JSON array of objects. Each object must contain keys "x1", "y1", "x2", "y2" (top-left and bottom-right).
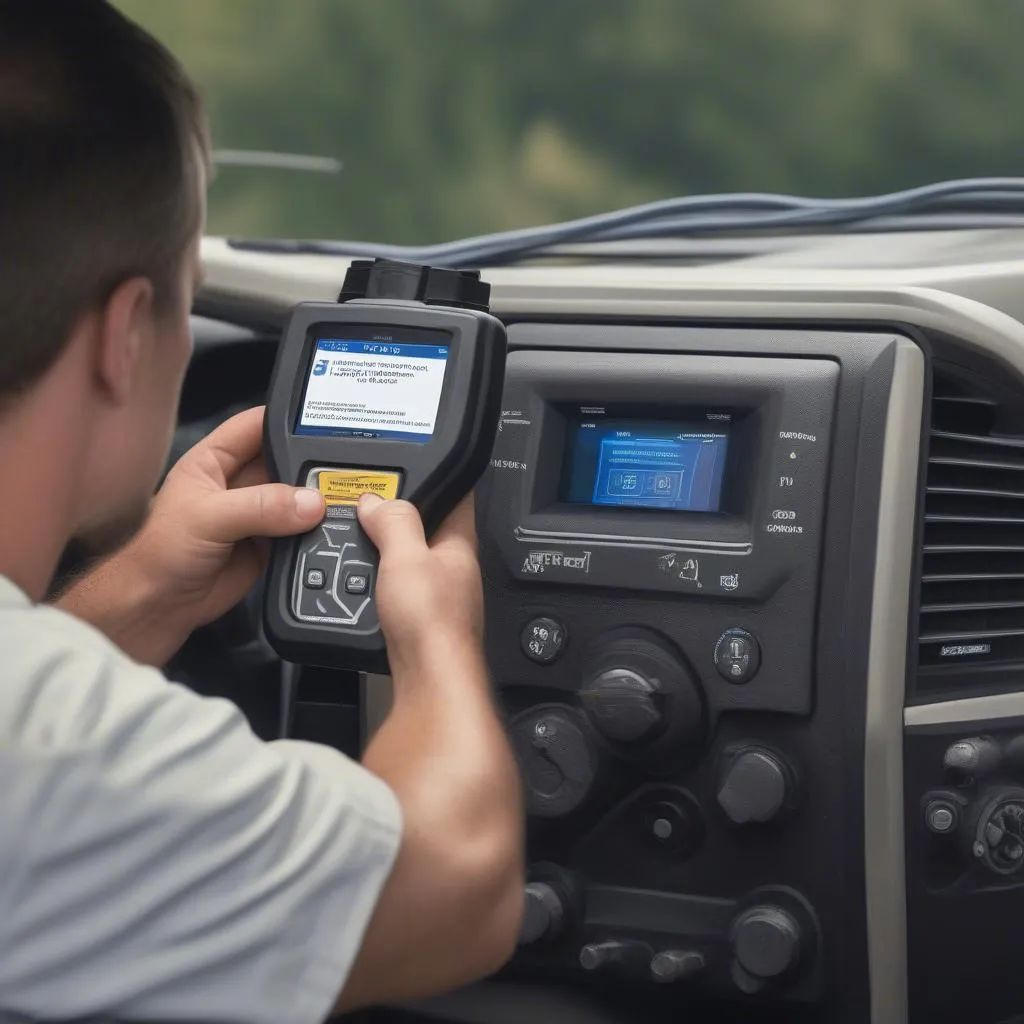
[{"x1": 0, "y1": 576, "x2": 402, "y2": 1024}]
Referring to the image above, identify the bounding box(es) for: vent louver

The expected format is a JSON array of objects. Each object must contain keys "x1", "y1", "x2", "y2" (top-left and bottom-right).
[{"x1": 917, "y1": 369, "x2": 1024, "y2": 696}]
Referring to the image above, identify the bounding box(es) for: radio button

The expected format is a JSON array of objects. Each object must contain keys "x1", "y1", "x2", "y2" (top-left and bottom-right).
[
  {"x1": 650, "y1": 949, "x2": 705, "y2": 983},
  {"x1": 925, "y1": 800, "x2": 958, "y2": 835},
  {"x1": 731, "y1": 905, "x2": 803, "y2": 991},
  {"x1": 520, "y1": 882, "x2": 565, "y2": 945},
  {"x1": 717, "y1": 747, "x2": 792, "y2": 825},
  {"x1": 581, "y1": 667, "x2": 663, "y2": 744},
  {"x1": 714, "y1": 628, "x2": 761, "y2": 684},
  {"x1": 521, "y1": 616, "x2": 567, "y2": 664},
  {"x1": 512, "y1": 707, "x2": 596, "y2": 817}
]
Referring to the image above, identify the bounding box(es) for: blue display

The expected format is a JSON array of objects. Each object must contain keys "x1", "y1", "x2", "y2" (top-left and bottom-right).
[
  {"x1": 563, "y1": 418, "x2": 729, "y2": 512},
  {"x1": 310, "y1": 340, "x2": 449, "y2": 360}
]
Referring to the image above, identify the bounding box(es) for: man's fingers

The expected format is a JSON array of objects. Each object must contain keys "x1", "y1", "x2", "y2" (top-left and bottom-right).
[
  {"x1": 194, "y1": 407, "x2": 267, "y2": 481},
  {"x1": 230, "y1": 454, "x2": 270, "y2": 491},
  {"x1": 357, "y1": 494, "x2": 476, "y2": 558},
  {"x1": 199, "y1": 483, "x2": 324, "y2": 544},
  {"x1": 357, "y1": 495, "x2": 427, "y2": 556}
]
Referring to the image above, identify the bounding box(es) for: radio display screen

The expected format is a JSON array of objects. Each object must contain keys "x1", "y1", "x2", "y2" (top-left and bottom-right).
[{"x1": 562, "y1": 417, "x2": 729, "y2": 512}]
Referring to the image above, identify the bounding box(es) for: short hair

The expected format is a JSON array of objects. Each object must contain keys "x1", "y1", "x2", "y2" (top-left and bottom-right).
[{"x1": 0, "y1": 0, "x2": 209, "y2": 398}]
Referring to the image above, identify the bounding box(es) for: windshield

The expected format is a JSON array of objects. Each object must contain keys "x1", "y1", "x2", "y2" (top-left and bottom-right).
[{"x1": 116, "y1": 1, "x2": 1024, "y2": 245}]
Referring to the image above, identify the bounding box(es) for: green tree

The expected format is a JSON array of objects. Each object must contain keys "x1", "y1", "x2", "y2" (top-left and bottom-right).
[{"x1": 114, "y1": 0, "x2": 1024, "y2": 243}]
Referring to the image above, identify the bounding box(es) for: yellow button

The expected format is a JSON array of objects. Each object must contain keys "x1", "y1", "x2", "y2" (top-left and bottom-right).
[{"x1": 317, "y1": 469, "x2": 401, "y2": 505}]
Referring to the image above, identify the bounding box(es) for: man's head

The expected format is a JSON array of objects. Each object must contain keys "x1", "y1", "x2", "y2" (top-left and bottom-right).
[{"x1": 0, "y1": 0, "x2": 209, "y2": 557}]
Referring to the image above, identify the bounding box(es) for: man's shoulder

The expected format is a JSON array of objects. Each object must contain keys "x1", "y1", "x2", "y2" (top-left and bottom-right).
[
  {"x1": 0, "y1": 598, "x2": 402, "y2": 1024},
  {"x1": 0, "y1": 596, "x2": 130, "y2": 658},
  {"x1": 0, "y1": 597, "x2": 223, "y2": 751}
]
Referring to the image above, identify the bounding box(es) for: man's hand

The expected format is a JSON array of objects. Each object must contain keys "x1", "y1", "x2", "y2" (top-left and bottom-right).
[
  {"x1": 356, "y1": 492, "x2": 483, "y2": 677},
  {"x1": 341, "y1": 492, "x2": 524, "y2": 1011},
  {"x1": 130, "y1": 406, "x2": 326, "y2": 627},
  {"x1": 56, "y1": 407, "x2": 324, "y2": 665}
]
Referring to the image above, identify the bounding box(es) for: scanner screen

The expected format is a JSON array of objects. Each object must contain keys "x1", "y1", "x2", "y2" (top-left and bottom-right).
[{"x1": 296, "y1": 336, "x2": 450, "y2": 443}]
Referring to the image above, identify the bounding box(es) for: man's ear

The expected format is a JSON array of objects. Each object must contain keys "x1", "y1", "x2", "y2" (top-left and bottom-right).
[{"x1": 94, "y1": 276, "x2": 155, "y2": 405}]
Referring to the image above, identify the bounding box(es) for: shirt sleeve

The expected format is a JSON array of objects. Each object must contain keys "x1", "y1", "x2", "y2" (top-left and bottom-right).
[{"x1": 0, "y1": 606, "x2": 403, "y2": 1024}]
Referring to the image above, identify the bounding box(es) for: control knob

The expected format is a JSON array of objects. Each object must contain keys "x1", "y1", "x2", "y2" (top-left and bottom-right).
[
  {"x1": 579, "y1": 940, "x2": 652, "y2": 973},
  {"x1": 510, "y1": 706, "x2": 597, "y2": 818},
  {"x1": 580, "y1": 628, "x2": 705, "y2": 764},
  {"x1": 650, "y1": 949, "x2": 705, "y2": 983},
  {"x1": 716, "y1": 745, "x2": 799, "y2": 825},
  {"x1": 519, "y1": 882, "x2": 565, "y2": 945},
  {"x1": 580, "y1": 667, "x2": 663, "y2": 743},
  {"x1": 961, "y1": 786, "x2": 1024, "y2": 875},
  {"x1": 944, "y1": 736, "x2": 1002, "y2": 782},
  {"x1": 730, "y1": 905, "x2": 803, "y2": 994},
  {"x1": 924, "y1": 795, "x2": 961, "y2": 835},
  {"x1": 714, "y1": 627, "x2": 762, "y2": 684}
]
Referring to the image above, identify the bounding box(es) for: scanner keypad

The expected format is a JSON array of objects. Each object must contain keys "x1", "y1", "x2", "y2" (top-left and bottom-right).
[{"x1": 290, "y1": 466, "x2": 401, "y2": 633}]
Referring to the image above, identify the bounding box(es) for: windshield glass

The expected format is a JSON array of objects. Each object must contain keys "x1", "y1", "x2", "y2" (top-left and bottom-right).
[{"x1": 116, "y1": 1, "x2": 1024, "y2": 245}]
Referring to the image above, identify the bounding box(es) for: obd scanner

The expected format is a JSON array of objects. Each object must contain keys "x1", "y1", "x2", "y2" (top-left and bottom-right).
[{"x1": 263, "y1": 259, "x2": 507, "y2": 673}]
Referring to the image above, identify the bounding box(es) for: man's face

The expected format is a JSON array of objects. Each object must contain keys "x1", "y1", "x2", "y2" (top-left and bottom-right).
[
  {"x1": 72, "y1": 207, "x2": 205, "y2": 563},
  {"x1": 65, "y1": 150, "x2": 212, "y2": 563}
]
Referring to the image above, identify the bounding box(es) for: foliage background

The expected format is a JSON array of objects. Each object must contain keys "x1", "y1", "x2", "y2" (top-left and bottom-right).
[{"x1": 115, "y1": 0, "x2": 1024, "y2": 245}]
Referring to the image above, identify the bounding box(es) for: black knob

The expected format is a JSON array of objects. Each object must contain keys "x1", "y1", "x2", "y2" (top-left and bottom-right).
[
  {"x1": 580, "y1": 629, "x2": 705, "y2": 763},
  {"x1": 650, "y1": 949, "x2": 705, "y2": 983},
  {"x1": 580, "y1": 667, "x2": 663, "y2": 743},
  {"x1": 963, "y1": 787, "x2": 1024, "y2": 875},
  {"x1": 521, "y1": 616, "x2": 567, "y2": 665},
  {"x1": 714, "y1": 628, "x2": 762, "y2": 684},
  {"x1": 579, "y1": 940, "x2": 651, "y2": 973},
  {"x1": 511, "y1": 707, "x2": 597, "y2": 818},
  {"x1": 924, "y1": 796, "x2": 960, "y2": 835},
  {"x1": 716, "y1": 746, "x2": 797, "y2": 825},
  {"x1": 519, "y1": 882, "x2": 565, "y2": 945},
  {"x1": 944, "y1": 737, "x2": 1002, "y2": 782},
  {"x1": 731, "y1": 906, "x2": 802, "y2": 992}
]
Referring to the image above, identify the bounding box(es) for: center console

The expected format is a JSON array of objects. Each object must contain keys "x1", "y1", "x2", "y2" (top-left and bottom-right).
[
  {"x1": 474, "y1": 322, "x2": 924, "y2": 1023},
  {"x1": 196, "y1": 244, "x2": 1024, "y2": 1024}
]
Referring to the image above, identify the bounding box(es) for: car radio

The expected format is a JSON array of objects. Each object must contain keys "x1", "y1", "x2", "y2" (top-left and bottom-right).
[
  {"x1": 468, "y1": 321, "x2": 911, "y2": 1018},
  {"x1": 482, "y1": 346, "x2": 838, "y2": 717}
]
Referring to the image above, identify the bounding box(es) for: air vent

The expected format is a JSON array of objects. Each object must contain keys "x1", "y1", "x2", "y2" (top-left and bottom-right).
[{"x1": 917, "y1": 368, "x2": 1024, "y2": 696}]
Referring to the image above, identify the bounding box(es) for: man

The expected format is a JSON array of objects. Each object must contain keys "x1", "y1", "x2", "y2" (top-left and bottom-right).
[{"x1": 0, "y1": 2, "x2": 524, "y2": 1022}]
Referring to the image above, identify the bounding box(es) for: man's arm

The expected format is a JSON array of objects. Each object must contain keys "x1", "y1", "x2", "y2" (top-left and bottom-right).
[
  {"x1": 53, "y1": 546, "x2": 194, "y2": 665},
  {"x1": 336, "y1": 496, "x2": 524, "y2": 1009},
  {"x1": 343, "y1": 643, "x2": 523, "y2": 1008},
  {"x1": 46, "y1": 408, "x2": 525, "y2": 1009},
  {"x1": 11, "y1": 500, "x2": 522, "y2": 1022}
]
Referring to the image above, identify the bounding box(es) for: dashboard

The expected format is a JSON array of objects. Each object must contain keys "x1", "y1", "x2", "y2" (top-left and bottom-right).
[{"x1": 178, "y1": 234, "x2": 1024, "y2": 1024}]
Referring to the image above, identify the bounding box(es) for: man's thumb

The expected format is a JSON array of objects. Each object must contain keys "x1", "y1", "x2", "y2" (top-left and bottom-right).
[
  {"x1": 203, "y1": 485, "x2": 324, "y2": 543},
  {"x1": 356, "y1": 494, "x2": 426, "y2": 554}
]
